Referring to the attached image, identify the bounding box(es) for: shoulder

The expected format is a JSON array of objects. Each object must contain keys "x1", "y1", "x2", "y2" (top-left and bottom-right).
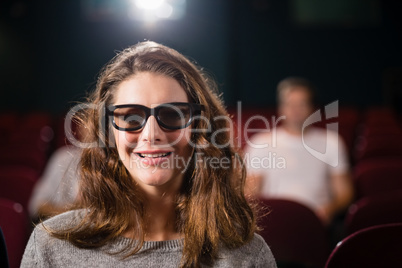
[
  {"x1": 309, "y1": 128, "x2": 348, "y2": 153},
  {"x1": 41, "y1": 209, "x2": 86, "y2": 230},
  {"x1": 254, "y1": 130, "x2": 276, "y2": 141},
  {"x1": 247, "y1": 234, "x2": 277, "y2": 267},
  {"x1": 38, "y1": 209, "x2": 87, "y2": 243},
  {"x1": 30, "y1": 210, "x2": 85, "y2": 242},
  {"x1": 21, "y1": 210, "x2": 86, "y2": 267},
  {"x1": 241, "y1": 233, "x2": 273, "y2": 256},
  {"x1": 309, "y1": 127, "x2": 340, "y2": 140},
  {"x1": 217, "y1": 234, "x2": 277, "y2": 267},
  {"x1": 245, "y1": 132, "x2": 273, "y2": 151}
]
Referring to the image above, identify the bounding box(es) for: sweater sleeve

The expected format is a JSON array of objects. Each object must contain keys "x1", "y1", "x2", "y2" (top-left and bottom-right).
[
  {"x1": 254, "y1": 235, "x2": 277, "y2": 268},
  {"x1": 20, "y1": 227, "x2": 43, "y2": 268}
]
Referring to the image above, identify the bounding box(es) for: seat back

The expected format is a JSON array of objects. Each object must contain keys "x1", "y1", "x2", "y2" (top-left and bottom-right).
[
  {"x1": 258, "y1": 198, "x2": 330, "y2": 268},
  {"x1": 353, "y1": 157, "x2": 402, "y2": 198},
  {"x1": 326, "y1": 223, "x2": 402, "y2": 268},
  {"x1": 0, "y1": 167, "x2": 37, "y2": 211},
  {"x1": 0, "y1": 228, "x2": 10, "y2": 268},
  {"x1": 0, "y1": 198, "x2": 29, "y2": 268},
  {"x1": 344, "y1": 190, "x2": 402, "y2": 235}
]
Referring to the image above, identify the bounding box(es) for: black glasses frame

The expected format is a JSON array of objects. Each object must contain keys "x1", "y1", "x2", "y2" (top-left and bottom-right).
[{"x1": 107, "y1": 102, "x2": 204, "y2": 131}]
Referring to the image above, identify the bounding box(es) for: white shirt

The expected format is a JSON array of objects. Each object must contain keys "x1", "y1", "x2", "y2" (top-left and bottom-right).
[
  {"x1": 244, "y1": 127, "x2": 349, "y2": 212},
  {"x1": 28, "y1": 146, "x2": 81, "y2": 217}
]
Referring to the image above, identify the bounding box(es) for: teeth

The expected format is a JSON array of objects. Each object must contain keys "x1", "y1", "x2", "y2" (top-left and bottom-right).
[{"x1": 139, "y1": 153, "x2": 170, "y2": 158}]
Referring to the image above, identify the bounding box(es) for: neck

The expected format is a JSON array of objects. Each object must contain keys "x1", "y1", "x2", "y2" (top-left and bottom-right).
[
  {"x1": 123, "y1": 188, "x2": 182, "y2": 241},
  {"x1": 144, "y1": 192, "x2": 181, "y2": 241}
]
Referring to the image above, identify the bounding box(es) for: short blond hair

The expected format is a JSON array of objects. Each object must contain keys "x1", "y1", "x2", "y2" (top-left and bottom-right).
[{"x1": 277, "y1": 76, "x2": 315, "y2": 105}]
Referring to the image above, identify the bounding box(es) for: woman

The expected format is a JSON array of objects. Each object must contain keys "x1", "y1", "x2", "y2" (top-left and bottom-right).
[{"x1": 21, "y1": 41, "x2": 276, "y2": 267}]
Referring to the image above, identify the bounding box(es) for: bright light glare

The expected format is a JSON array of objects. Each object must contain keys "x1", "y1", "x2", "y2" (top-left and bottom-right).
[
  {"x1": 129, "y1": 0, "x2": 186, "y2": 21},
  {"x1": 156, "y1": 3, "x2": 173, "y2": 19},
  {"x1": 134, "y1": 0, "x2": 165, "y2": 10}
]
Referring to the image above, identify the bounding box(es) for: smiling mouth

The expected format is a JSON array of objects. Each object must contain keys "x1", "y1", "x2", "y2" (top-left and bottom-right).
[{"x1": 137, "y1": 152, "x2": 172, "y2": 158}]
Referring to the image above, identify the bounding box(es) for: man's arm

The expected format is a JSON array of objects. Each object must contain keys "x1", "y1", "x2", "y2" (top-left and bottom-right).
[{"x1": 317, "y1": 172, "x2": 354, "y2": 224}]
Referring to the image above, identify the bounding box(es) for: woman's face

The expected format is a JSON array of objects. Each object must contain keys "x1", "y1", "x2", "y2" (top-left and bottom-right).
[{"x1": 112, "y1": 72, "x2": 193, "y2": 195}]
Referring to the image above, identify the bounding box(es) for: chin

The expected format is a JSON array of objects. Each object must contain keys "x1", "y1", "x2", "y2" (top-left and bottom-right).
[{"x1": 131, "y1": 168, "x2": 180, "y2": 188}]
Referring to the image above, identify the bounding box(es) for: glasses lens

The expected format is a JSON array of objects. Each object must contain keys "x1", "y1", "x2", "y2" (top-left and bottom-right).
[
  {"x1": 113, "y1": 107, "x2": 146, "y2": 130},
  {"x1": 158, "y1": 104, "x2": 191, "y2": 129}
]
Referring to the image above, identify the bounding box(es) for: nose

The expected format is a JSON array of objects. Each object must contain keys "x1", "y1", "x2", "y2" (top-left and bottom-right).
[{"x1": 139, "y1": 115, "x2": 163, "y2": 144}]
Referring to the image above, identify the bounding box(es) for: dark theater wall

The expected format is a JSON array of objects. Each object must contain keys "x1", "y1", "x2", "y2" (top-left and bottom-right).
[
  {"x1": 228, "y1": 0, "x2": 402, "y2": 108},
  {"x1": 0, "y1": 0, "x2": 231, "y2": 112},
  {"x1": 1, "y1": 0, "x2": 401, "y2": 113}
]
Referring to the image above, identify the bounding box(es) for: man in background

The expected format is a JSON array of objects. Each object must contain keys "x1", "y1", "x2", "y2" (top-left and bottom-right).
[{"x1": 245, "y1": 77, "x2": 353, "y2": 225}]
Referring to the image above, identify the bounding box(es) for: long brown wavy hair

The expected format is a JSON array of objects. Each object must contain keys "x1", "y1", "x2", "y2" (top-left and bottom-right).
[{"x1": 50, "y1": 41, "x2": 257, "y2": 267}]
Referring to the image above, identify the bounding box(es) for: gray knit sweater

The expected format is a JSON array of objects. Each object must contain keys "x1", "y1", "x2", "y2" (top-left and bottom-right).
[{"x1": 21, "y1": 210, "x2": 277, "y2": 267}]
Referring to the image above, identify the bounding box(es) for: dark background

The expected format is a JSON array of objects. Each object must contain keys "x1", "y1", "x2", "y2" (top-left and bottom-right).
[{"x1": 1, "y1": 0, "x2": 401, "y2": 114}]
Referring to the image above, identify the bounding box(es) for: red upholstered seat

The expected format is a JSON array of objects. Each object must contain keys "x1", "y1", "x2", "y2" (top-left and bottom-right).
[
  {"x1": 325, "y1": 223, "x2": 402, "y2": 268},
  {"x1": 344, "y1": 190, "x2": 402, "y2": 236},
  {"x1": 0, "y1": 147, "x2": 47, "y2": 174},
  {"x1": 0, "y1": 166, "x2": 38, "y2": 211},
  {"x1": 0, "y1": 198, "x2": 30, "y2": 268},
  {"x1": 353, "y1": 157, "x2": 402, "y2": 198},
  {"x1": 258, "y1": 198, "x2": 329, "y2": 268}
]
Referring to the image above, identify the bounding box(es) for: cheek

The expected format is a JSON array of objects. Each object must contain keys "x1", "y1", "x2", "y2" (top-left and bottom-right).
[
  {"x1": 169, "y1": 129, "x2": 193, "y2": 155},
  {"x1": 114, "y1": 130, "x2": 138, "y2": 152}
]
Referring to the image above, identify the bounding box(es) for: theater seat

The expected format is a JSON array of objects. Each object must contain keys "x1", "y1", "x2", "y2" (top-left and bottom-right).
[
  {"x1": 353, "y1": 157, "x2": 402, "y2": 199},
  {"x1": 258, "y1": 198, "x2": 329, "y2": 268},
  {"x1": 0, "y1": 167, "x2": 38, "y2": 211},
  {"x1": 0, "y1": 228, "x2": 9, "y2": 268},
  {"x1": 344, "y1": 190, "x2": 402, "y2": 235},
  {"x1": 325, "y1": 223, "x2": 402, "y2": 268},
  {"x1": 0, "y1": 198, "x2": 29, "y2": 268}
]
